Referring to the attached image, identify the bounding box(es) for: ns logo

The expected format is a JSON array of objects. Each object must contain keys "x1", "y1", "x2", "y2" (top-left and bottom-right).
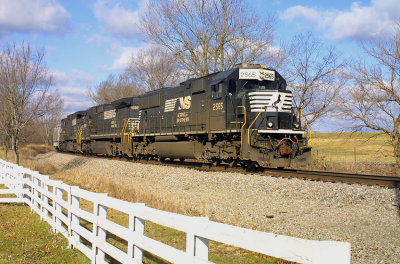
[
  {"x1": 178, "y1": 96, "x2": 191, "y2": 110},
  {"x1": 164, "y1": 96, "x2": 192, "y2": 112}
]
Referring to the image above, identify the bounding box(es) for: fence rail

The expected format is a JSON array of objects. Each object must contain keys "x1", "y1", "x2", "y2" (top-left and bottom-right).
[{"x1": 0, "y1": 159, "x2": 351, "y2": 264}]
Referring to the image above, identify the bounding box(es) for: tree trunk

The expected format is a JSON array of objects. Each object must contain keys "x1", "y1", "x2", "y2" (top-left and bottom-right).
[
  {"x1": 392, "y1": 134, "x2": 400, "y2": 168},
  {"x1": 4, "y1": 143, "x2": 8, "y2": 159},
  {"x1": 11, "y1": 135, "x2": 19, "y2": 164}
]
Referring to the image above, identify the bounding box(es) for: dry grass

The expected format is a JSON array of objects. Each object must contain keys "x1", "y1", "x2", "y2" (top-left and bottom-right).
[
  {"x1": 1, "y1": 144, "x2": 55, "y2": 163},
  {"x1": 20, "y1": 144, "x2": 55, "y2": 158},
  {"x1": 311, "y1": 132, "x2": 394, "y2": 163},
  {"x1": 306, "y1": 132, "x2": 399, "y2": 175},
  {"x1": 51, "y1": 170, "x2": 198, "y2": 216}
]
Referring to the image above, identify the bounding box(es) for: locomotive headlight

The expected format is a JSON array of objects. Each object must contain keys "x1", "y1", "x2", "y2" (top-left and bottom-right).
[
  {"x1": 267, "y1": 121, "x2": 274, "y2": 128},
  {"x1": 293, "y1": 122, "x2": 300, "y2": 129}
]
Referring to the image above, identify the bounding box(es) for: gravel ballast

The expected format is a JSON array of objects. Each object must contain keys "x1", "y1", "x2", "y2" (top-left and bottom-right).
[{"x1": 35, "y1": 152, "x2": 400, "y2": 263}]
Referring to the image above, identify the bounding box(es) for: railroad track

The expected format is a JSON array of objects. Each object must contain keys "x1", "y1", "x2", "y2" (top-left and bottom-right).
[
  {"x1": 143, "y1": 158, "x2": 400, "y2": 188},
  {"x1": 71, "y1": 152, "x2": 400, "y2": 188},
  {"x1": 260, "y1": 168, "x2": 400, "y2": 188}
]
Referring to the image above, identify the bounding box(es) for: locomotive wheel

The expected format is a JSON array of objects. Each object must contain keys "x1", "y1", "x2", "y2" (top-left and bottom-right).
[
  {"x1": 212, "y1": 159, "x2": 221, "y2": 166},
  {"x1": 241, "y1": 160, "x2": 256, "y2": 169},
  {"x1": 229, "y1": 160, "x2": 238, "y2": 167}
]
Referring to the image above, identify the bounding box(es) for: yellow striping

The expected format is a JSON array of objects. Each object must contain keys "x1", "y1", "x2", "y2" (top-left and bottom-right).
[
  {"x1": 121, "y1": 119, "x2": 129, "y2": 144},
  {"x1": 237, "y1": 106, "x2": 246, "y2": 152},
  {"x1": 76, "y1": 126, "x2": 83, "y2": 145},
  {"x1": 300, "y1": 108, "x2": 312, "y2": 146},
  {"x1": 247, "y1": 107, "x2": 264, "y2": 144}
]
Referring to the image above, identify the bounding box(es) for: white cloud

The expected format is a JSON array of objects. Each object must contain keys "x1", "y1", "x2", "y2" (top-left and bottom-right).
[
  {"x1": 86, "y1": 33, "x2": 110, "y2": 44},
  {"x1": 71, "y1": 69, "x2": 95, "y2": 86},
  {"x1": 111, "y1": 46, "x2": 136, "y2": 70},
  {"x1": 0, "y1": 0, "x2": 70, "y2": 35},
  {"x1": 50, "y1": 69, "x2": 68, "y2": 85},
  {"x1": 57, "y1": 86, "x2": 94, "y2": 113},
  {"x1": 108, "y1": 43, "x2": 147, "y2": 70},
  {"x1": 50, "y1": 69, "x2": 96, "y2": 113},
  {"x1": 93, "y1": 0, "x2": 147, "y2": 38},
  {"x1": 280, "y1": 0, "x2": 400, "y2": 40},
  {"x1": 280, "y1": 5, "x2": 322, "y2": 24}
]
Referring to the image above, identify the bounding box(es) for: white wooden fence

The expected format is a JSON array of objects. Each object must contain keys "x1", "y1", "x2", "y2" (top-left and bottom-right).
[{"x1": 0, "y1": 159, "x2": 351, "y2": 264}]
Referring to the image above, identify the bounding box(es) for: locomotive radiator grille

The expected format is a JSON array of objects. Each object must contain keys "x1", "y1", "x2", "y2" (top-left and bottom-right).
[{"x1": 248, "y1": 91, "x2": 293, "y2": 113}]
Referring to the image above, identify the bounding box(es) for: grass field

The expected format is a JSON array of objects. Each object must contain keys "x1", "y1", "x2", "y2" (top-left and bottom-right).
[
  {"x1": 0, "y1": 185, "x2": 88, "y2": 264},
  {"x1": 311, "y1": 132, "x2": 395, "y2": 163}
]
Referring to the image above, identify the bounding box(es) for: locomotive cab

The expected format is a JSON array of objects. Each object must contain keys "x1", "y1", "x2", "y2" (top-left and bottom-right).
[{"x1": 231, "y1": 63, "x2": 310, "y2": 167}]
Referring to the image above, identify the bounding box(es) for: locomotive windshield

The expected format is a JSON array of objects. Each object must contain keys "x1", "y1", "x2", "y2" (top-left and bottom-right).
[{"x1": 240, "y1": 80, "x2": 286, "y2": 91}]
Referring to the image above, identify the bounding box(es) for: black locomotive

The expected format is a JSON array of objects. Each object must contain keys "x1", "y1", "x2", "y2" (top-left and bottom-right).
[{"x1": 54, "y1": 63, "x2": 311, "y2": 168}]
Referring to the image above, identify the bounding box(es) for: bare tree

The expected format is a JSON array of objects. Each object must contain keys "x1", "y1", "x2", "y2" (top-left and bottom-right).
[
  {"x1": 340, "y1": 24, "x2": 400, "y2": 166},
  {"x1": 89, "y1": 73, "x2": 142, "y2": 105},
  {"x1": 141, "y1": 0, "x2": 274, "y2": 77},
  {"x1": 284, "y1": 32, "x2": 348, "y2": 127},
  {"x1": 126, "y1": 45, "x2": 183, "y2": 91},
  {"x1": 0, "y1": 136, "x2": 9, "y2": 159},
  {"x1": 0, "y1": 42, "x2": 53, "y2": 164},
  {"x1": 0, "y1": 92, "x2": 11, "y2": 158},
  {"x1": 37, "y1": 92, "x2": 64, "y2": 145}
]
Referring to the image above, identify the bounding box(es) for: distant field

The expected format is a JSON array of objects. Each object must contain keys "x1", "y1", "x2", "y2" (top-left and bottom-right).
[{"x1": 311, "y1": 132, "x2": 395, "y2": 163}]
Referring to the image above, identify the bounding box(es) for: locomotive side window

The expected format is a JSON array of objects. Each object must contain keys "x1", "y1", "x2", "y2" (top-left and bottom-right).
[
  {"x1": 228, "y1": 79, "x2": 236, "y2": 94},
  {"x1": 212, "y1": 83, "x2": 223, "y2": 99}
]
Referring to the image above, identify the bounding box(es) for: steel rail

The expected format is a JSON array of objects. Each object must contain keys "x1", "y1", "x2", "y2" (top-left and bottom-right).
[{"x1": 261, "y1": 168, "x2": 400, "y2": 188}]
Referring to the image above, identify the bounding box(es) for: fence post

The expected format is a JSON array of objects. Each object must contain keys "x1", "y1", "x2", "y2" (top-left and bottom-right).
[
  {"x1": 54, "y1": 185, "x2": 64, "y2": 234},
  {"x1": 130, "y1": 204, "x2": 145, "y2": 263},
  {"x1": 32, "y1": 174, "x2": 41, "y2": 214},
  {"x1": 23, "y1": 170, "x2": 32, "y2": 206},
  {"x1": 127, "y1": 204, "x2": 145, "y2": 262},
  {"x1": 15, "y1": 166, "x2": 23, "y2": 200},
  {"x1": 95, "y1": 201, "x2": 108, "y2": 263},
  {"x1": 41, "y1": 176, "x2": 50, "y2": 222},
  {"x1": 70, "y1": 187, "x2": 81, "y2": 249},
  {"x1": 186, "y1": 217, "x2": 209, "y2": 260}
]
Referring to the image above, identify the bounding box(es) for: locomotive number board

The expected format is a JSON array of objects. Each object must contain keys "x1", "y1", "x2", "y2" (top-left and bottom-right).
[{"x1": 239, "y1": 69, "x2": 275, "y2": 81}]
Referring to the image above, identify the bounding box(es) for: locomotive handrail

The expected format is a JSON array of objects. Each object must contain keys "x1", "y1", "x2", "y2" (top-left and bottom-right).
[
  {"x1": 127, "y1": 121, "x2": 136, "y2": 143},
  {"x1": 247, "y1": 107, "x2": 264, "y2": 145},
  {"x1": 237, "y1": 106, "x2": 246, "y2": 152},
  {"x1": 300, "y1": 108, "x2": 312, "y2": 146},
  {"x1": 121, "y1": 119, "x2": 129, "y2": 144},
  {"x1": 76, "y1": 126, "x2": 83, "y2": 145}
]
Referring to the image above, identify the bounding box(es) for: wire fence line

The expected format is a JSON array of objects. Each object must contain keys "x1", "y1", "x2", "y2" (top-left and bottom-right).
[{"x1": 0, "y1": 159, "x2": 351, "y2": 264}]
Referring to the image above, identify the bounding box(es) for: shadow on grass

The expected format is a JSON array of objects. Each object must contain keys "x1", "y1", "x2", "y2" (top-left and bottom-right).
[{"x1": 0, "y1": 203, "x2": 25, "y2": 207}]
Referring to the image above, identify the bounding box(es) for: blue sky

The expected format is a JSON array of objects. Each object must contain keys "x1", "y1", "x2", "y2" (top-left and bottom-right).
[{"x1": 1, "y1": 0, "x2": 399, "y2": 130}]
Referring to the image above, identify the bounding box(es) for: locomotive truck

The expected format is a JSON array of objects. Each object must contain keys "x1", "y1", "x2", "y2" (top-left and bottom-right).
[{"x1": 54, "y1": 63, "x2": 311, "y2": 168}]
